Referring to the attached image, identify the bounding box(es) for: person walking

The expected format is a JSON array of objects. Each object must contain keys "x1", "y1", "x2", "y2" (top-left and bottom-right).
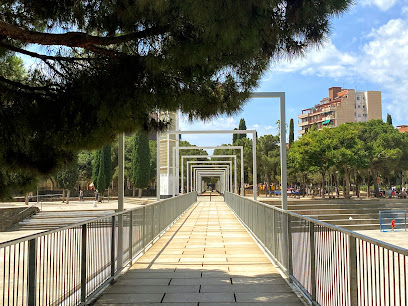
[{"x1": 79, "y1": 189, "x2": 84, "y2": 201}]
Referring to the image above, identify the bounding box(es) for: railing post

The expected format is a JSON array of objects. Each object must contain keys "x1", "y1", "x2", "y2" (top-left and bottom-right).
[
  {"x1": 349, "y1": 236, "x2": 358, "y2": 305},
  {"x1": 81, "y1": 224, "x2": 87, "y2": 303},
  {"x1": 151, "y1": 205, "x2": 155, "y2": 239},
  {"x1": 129, "y1": 212, "x2": 133, "y2": 264},
  {"x1": 309, "y1": 222, "x2": 316, "y2": 302},
  {"x1": 142, "y1": 207, "x2": 146, "y2": 251},
  {"x1": 287, "y1": 214, "x2": 293, "y2": 281},
  {"x1": 27, "y1": 238, "x2": 37, "y2": 306},
  {"x1": 111, "y1": 216, "x2": 115, "y2": 283}
]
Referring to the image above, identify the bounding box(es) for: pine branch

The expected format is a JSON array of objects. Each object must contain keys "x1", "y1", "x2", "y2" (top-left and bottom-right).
[{"x1": 0, "y1": 20, "x2": 162, "y2": 49}]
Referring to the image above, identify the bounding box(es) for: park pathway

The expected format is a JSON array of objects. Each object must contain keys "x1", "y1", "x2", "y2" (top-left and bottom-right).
[{"x1": 95, "y1": 196, "x2": 304, "y2": 305}]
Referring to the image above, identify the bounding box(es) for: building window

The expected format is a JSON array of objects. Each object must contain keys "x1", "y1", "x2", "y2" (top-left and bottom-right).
[
  {"x1": 358, "y1": 105, "x2": 361, "y2": 108},
  {"x1": 357, "y1": 96, "x2": 360, "y2": 100}
]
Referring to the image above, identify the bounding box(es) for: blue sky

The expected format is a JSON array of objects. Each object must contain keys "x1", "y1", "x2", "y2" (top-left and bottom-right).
[{"x1": 180, "y1": 0, "x2": 408, "y2": 147}]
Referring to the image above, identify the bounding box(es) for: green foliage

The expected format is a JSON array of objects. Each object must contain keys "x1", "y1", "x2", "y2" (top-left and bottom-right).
[
  {"x1": 289, "y1": 120, "x2": 408, "y2": 197},
  {"x1": 387, "y1": 113, "x2": 393, "y2": 126},
  {"x1": 257, "y1": 135, "x2": 280, "y2": 184},
  {"x1": 78, "y1": 151, "x2": 93, "y2": 181},
  {"x1": 289, "y1": 118, "x2": 294, "y2": 147},
  {"x1": 130, "y1": 131, "x2": 150, "y2": 189},
  {"x1": 232, "y1": 128, "x2": 238, "y2": 144},
  {"x1": 92, "y1": 150, "x2": 101, "y2": 186},
  {"x1": 0, "y1": 169, "x2": 38, "y2": 199},
  {"x1": 55, "y1": 157, "x2": 79, "y2": 190},
  {"x1": 237, "y1": 118, "x2": 247, "y2": 140},
  {"x1": 92, "y1": 145, "x2": 112, "y2": 191},
  {"x1": 149, "y1": 140, "x2": 157, "y2": 183}
]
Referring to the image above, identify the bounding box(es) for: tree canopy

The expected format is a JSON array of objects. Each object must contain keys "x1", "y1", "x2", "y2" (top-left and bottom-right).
[
  {"x1": 288, "y1": 120, "x2": 408, "y2": 198},
  {"x1": 0, "y1": 0, "x2": 352, "y2": 197}
]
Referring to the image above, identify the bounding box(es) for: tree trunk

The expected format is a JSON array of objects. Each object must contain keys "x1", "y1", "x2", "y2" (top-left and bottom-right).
[
  {"x1": 371, "y1": 165, "x2": 380, "y2": 197},
  {"x1": 107, "y1": 188, "x2": 110, "y2": 202},
  {"x1": 356, "y1": 179, "x2": 360, "y2": 198},
  {"x1": 367, "y1": 171, "x2": 370, "y2": 198},
  {"x1": 344, "y1": 166, "x2": 351, "y2": 199},
  {"x1": 321, "y1": 172, "x2": 325, "y2": 199},
  {"x1": 66, "y1": 189, "x2": 70, "y2": 204},
  {"x1": 335, "y1": 174, "x2": 339, "y2": 198},
  {"x1": 138, "y1": 188, "x2": 143, "y2": 198},
  {"x1": 25, "y1": 194, "x2": 29, "y2": 205},
  {"x1": 62, "y1": 189, "x2": 65, "y2": 202},
  {"x1": 132, "y1": 186, "x2": 136, "y2": 197}
]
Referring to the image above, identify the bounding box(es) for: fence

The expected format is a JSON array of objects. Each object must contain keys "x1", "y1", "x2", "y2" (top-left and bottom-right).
[
  {"x1": 224, "y1": 192, "x2": 408, "y2": 306},
  {"x1": 0, "y1": 191, "x2": 197, "y2": 305}
]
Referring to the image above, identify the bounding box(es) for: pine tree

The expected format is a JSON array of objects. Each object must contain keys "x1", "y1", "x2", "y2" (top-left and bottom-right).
[
  {"x1": 289, "y1": 118, "x2": 294, "y2": 147},
  {"x1": 131, "y1": 131, "x2": 151, "y2": 197},
  {"x1": 0, "y1": 1, "x2": 353, "y2": 197},
  {"x1": 387, "y1": 113, "x2": 393, "y2": 126}
]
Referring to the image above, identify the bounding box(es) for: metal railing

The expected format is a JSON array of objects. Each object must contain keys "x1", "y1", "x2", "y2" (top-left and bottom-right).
[
  {"x1": 0, "y1": 192, "x2": 197, "y2": 305},
  {"x1": 224, "y1": 192, "x2": 408, "y2": 306}
]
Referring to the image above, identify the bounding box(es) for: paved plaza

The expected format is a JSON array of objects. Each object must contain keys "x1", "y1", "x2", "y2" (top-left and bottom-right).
[{"x1": 95, "y1": 197, "x2": 304, "y2": 305}]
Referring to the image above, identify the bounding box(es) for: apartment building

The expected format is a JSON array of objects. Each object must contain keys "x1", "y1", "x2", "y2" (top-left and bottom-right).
[{"x1": 298, "y1": 87, "x2": 382, "y2": 136}]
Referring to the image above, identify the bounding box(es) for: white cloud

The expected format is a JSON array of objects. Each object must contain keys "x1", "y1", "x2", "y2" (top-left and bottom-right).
[
  {"x1": 359, "y1": 18, "x2": 408, "y2": 121},
  {"x1": 272, "y1": 17, "x2": 408, "y2": 122},
  {"x1": 179, "y1": 115, "x2": 237, "y2": 131},
  {"x1": 273, "y1": 41, "x2": 357, "y2": 78},
  {"x1": 361, "y1": 0, "x2": 398, "y2": 11}
]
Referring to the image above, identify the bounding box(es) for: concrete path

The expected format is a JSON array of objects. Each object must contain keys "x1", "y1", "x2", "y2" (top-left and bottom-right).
[{"x1": 95, "y1": 197, "x2": 303, "y2": 305}]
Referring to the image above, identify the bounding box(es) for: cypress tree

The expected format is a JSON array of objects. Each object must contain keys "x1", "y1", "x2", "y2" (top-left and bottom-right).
[
  {"x1": 386, "y1": 113, "x2": 393, "y2": 126},
  {"x1": 97, "y1": 149, "x2": 107, "y2": 192},
  {"x1": 92, "y1": 150, "x2": 101, "y2": 189},
  {"x1": 131, "y1": 130, "x2": 150, "y2": 197},
  {"x1": 238, "y1": 118, "x2": 247, "y2": 140},
  {"x1": 289, "y1": 118, "x2": 294, "y2": 147},
  {"x1": 92, "y1": 145, "x2": 112, "y2": 194},
  {"x1": 232, "y1": 128, "x2": 238, "y2": 144}
]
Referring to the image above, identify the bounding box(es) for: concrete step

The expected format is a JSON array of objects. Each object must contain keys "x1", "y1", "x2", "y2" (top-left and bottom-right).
[
  {"x1": 260, "y1": 199, "x2": 407, "y2": 231},
  {"x1": 318, "y1": 218, "x2": 378, "y2": 225},
  {"x1": 16, "y1": 210, "x2": 116, "y2": 231},
  {"x1": 308, "y1": 213, "x2": 380, "y2": 220},
  {"x1": 266, "y1": 202, "x2": 408, "y2": 210}
]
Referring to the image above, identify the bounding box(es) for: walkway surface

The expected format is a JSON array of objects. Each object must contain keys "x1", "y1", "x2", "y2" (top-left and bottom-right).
[{"x1": 95, "y1": 196, "x2": 303, "y2": 305}]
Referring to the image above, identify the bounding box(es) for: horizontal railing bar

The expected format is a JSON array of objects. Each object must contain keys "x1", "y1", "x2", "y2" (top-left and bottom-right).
[
  {"x1": 225, "y1": 193, "x2": 408, "y2": 256},
  {"x1": 0, "y1": 193, "x2": 195, "y2": 248}
]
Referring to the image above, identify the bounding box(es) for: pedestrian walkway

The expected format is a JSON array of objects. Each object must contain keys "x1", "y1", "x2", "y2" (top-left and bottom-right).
[{"x1": 95, "y1": 197, "x2": 304, "y2": 305}]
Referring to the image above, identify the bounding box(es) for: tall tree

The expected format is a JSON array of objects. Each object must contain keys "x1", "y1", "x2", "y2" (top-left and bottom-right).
[
  {"x1": 237, "y1": 119, "x2": 247, "y2": 140},
  {"x1": 387, "y1": 113, "x2": 393, "y2": 126},
  {"x1": 289, "y1": 118, "x2": 295, "y2": 147},
  {"x1": 92, "y1": 145, "x2": 112, "y2": 198},
  {"x1": 130, "y1": 131, "x2": 150, "y2": 197},
  {"x1": 55, "y1": 157, "x2": 79, "y2": 204},
  {"x1": 0, "y1": 0, "x2": 352, "y2": 197},
  {"x1": 92, "y1": 150, "x2": 101, "y2": 188},
  {"x1": 232, "y1": 128, "x2": 238, "y2": 144}
]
